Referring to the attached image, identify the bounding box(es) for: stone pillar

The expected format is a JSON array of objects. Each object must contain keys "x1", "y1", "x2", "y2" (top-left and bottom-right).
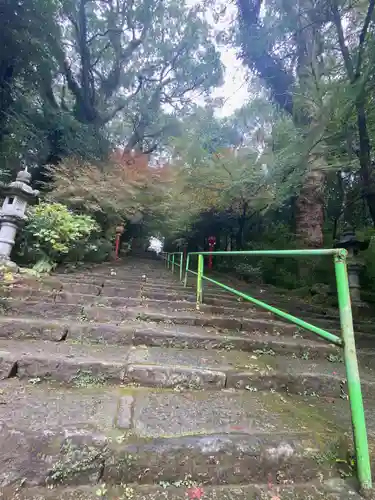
[
  {"x1": 0, "y1": 219, "x2": 19, "y2": 259},
  {"x1": 0, "y1": 167, "x2": 39, "y2": 268},
  {"x1": 347, "y1": 262, "x2": 362, "y2": 305},
  {"x1": 335, "y1": 226, "x2": 370, "y2": 307}
]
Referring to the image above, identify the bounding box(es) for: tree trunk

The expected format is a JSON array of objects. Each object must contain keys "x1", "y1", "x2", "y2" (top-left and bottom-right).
[
  {"x1": 0, "y1": 62, "x2": 14, "y2": 142},
  {"x1": 295, "y1": 170, "x2": 325, "y2": 247},
  {"x1": 356, "y1": 98, "x2": 375, "y2": 225}
]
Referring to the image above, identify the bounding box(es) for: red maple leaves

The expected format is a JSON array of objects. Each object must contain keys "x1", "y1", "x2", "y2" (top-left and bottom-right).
[{"x1": 186, "y1": 486, "x2": 204, "y2": 499}]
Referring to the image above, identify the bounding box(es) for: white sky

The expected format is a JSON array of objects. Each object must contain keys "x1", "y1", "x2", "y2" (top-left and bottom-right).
[
  {"x1": 212, "y1": 46, "x2": 250, "y2": 116},
  {"x1": 203, "y1": 1, "x2": 250, "y2": 117}
]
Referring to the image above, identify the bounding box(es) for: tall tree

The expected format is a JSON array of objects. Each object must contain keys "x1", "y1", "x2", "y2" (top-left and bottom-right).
[
  {"x1": 330, "y1": 0, "x2": 375, "y2": 224},
  {"x1": 236, "y1": 0, "x2": 375, "y2": 243},
  {"x1": 52, "y1": 0, "x2": 223, "y2": 152},
  {"x1": 236, "y1": 0, "x2": 331, "y2": 247},
  {"x1": 0, "y1": 0, "x2": 59, "y2": 156}
]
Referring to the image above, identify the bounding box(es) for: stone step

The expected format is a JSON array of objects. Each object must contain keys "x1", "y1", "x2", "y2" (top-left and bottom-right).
[
  {"x1": 7, "y1": 279, "x2": 195, "y2": 300},
  {"x1": 202, "y1": 291, "x2": 338, "y2": 315},
  {"x1": 0, "y1": 480, "x2": 363, "y2": 499},
  {"x1": 0, "y1": 338, "x2": 374, "y2": 397},
  {"x1": 53, "y1": 273, "x2": 184, "y2": 287},
  {"x1": 8, "y1": 296, "x2": 374, "y2": 351},
  {"x1": 7, "y1": 283, "x2": 373, "y2": 339},
  {"x1": 196, "y1": 278, "x2": 344, "y2": 316},
  {"x1": 12, "y1": 272, "x2": 372, "y2": 328},
  {"x1": 3, "y1": 285, "x2": 372, "y2": 345},
  {"x1": 0, "y1": 299, "x2": 305, "y2": 335},
  {"x1": 0, "y1": 379, "x2": 369, "y2": 490},
  {"x1": 5, "y1": 284, "x2": 188, "y2": 302},
  {"x1": 4, "y1": 286, "x2": 287, "y2": 320},
  {"x1": 0, "y1": 317, "x2": 340, "y2": 360},
  {"x1": 7, "y1": 283, "x2": 279, "y2": 320},
  {"x1": 6, "y1": 284, "x2": 374, "y2": 339},
  {"x1": 54, "y1": 266, "x2": 170, "y2": 280},
  {"x1": 202, "y1": 293, "x2": 375, "y2": 336},
  {"x1": 201, "y1": 289, "x2": 341, "y2": 319},
  {"x1": 54, "y1": 265, "x2": 363, "y2": 326}
]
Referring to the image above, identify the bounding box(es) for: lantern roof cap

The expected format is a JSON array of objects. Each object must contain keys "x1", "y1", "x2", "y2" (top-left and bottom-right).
[
  {"x1": 334, "y1": 224, "x2": 370, "y2": 251},
  {"x1": 15, "y1": 166, "x2": 31, "y2": 184},
  {"x1": 0, "y1": 165, "x2": 39, "y2": 200}
]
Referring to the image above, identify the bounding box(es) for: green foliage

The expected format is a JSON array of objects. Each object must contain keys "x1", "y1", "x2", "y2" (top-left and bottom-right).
[
  {"x1": 0, "y1": 0, "x2": 223, "y2": 173},
  {"x1": 17, "y1": 202, "x2": 100, "y2": 269}
]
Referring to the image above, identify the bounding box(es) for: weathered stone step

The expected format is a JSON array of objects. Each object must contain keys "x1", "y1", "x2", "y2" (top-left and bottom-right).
[
  {"x1": 3, "y1": 286, "x2": 285, "y2": 319},
  {"x1": 202, "y1": 291, "x2": 337, "y2": 316},
  {"x1": 53, "y1": 273, "x2": 183, "y2": 288},
  {"x1": 7, "y1": 279, "x2": 196, "y2": 301},
  {"x1": 0, "y1": 339, "x2": 374, "y2": 397},
  {"x1": 6, "y1": 282, "x2": 194, "y2": 301},
  {"x1": 202, "y1": 292, "x2": 374, "y2": 336},
  {"x1": 0, "y1": 480, "x2": 363, "y2": 499},
  {"x1": 0, "y1": 317, "x2": 339, "y2": 360},
  {"x1": 6, "y1": 285, "x2": 373, "y2": 340},
  {"x1": 0, "y1": 379, "x2": 365, "y2": 490},
  {"x1": 197, "y1": 278, "x2": 343, "y2": 316},
  {"x1": 53, "y1": 268, "x2": 171, "y2": 281},
  {"x1": 7, "y1": 297, "x2": 374, "y2": 351},
  {"x1": 0, "y1": 299, "x2": 304, "y2": 335},
  {"x1": 200, "y1": 273, "x2": 340, "y2": 308},
  {"x1": 201, "y1": 289, "x2": 341, "y2": 319},
  {"x1": 13, "y1": 272, "x2": 372, "y2": 329}
]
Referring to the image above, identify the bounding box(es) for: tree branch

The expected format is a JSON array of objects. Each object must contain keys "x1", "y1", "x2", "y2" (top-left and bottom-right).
[
  {"x1": 86, "y1": 29, "x2": 118, "y2": 45},
  {"x1": 331, "y1": 0, "x2": 354, "y2": 81},
  {"x1": 100, "y1": 2, "x2": 152, "y2": 99},
  {"x1": 236, "y1": 0, "x2": 294, "y2": 115},
  {"x1": 99, "y1": 76, "x2": 143, "y2": 124},
  {"x1": 90, "y1": 42, "x2": 111, "y2": 69},
  {"x1": 62, "y1": 59, "x2": 83, "y2": 101}
]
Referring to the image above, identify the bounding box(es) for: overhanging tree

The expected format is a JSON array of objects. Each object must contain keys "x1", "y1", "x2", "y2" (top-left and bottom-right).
[
  {"x1": 236, "y1": 0, "x2": 375, "y2": 244},
  {"x1": 51, "y1": 0, "x2": 223, "y2": 152}
]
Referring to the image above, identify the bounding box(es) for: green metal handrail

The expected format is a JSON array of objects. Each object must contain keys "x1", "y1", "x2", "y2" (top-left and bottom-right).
[
  {"x1": 181, "y1": 248, "x2": 372, "y2": 493},
  {"x1": 161, "y1": 251, "x2": 183, "y2": 281}
]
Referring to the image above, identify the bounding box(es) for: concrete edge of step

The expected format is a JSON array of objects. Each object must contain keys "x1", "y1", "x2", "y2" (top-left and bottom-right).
[{"x1": 0, "y1": 479, "x2": 364, "y2": 500}]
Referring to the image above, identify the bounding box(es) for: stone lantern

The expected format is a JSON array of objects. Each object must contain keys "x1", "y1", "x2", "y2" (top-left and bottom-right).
[
  {"x1": 0, "y1": 167, "x2": 39, "y2": 268},
  {"x1": 335, "y1": 225, "x2": 370, "y2": 305}
]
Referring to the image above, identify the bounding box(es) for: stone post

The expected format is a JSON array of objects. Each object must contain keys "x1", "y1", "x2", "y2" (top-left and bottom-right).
[
  {"x1": 0, "y1": 167, "x2": 39, "y2": 269},
  {"x1": 335, "y1": 226, "x2": 370, "y2": 306}
]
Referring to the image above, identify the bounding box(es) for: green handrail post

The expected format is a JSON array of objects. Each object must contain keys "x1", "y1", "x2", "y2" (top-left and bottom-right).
[
  {"x1": 167, "y1": 254, "x2": 170, "y2": 269},
  {"x1": 180, "y1": 252, "x2": 183, "y2": 281},
  {"x1": 196, "y1": 253, "x2": 204, "y2": 308},
  {"x1": 172, "y1": 254, "x2": 175, "y2": 273},
  {"x1": 334, "y1": 250, "x2": 372, "y2": 493},
  {"x1": 184, "y1": 254, "x2": 190, "y2": 287}
]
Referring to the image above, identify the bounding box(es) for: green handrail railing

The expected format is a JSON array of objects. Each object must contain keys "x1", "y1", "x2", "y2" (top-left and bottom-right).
[
  {"x1": 161, "y1": 251, "x2": 183, "y2": 281},
  {"x1": 178, "y1": 248, "x2": 371, "y2": 494}
]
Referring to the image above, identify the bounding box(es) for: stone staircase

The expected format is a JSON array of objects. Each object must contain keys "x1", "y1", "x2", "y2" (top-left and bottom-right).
[{"x1": 0, "y1": 259, "x2": 374, "y2": 499}]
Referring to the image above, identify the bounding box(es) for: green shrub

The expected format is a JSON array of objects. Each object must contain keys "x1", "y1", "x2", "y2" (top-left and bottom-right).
[
  {"x1": 74, "y1": 238, "x2": 113, "y2": 263},
  {"x1": 17, "y1": 202, "x2": 100, "y2": 270}
]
